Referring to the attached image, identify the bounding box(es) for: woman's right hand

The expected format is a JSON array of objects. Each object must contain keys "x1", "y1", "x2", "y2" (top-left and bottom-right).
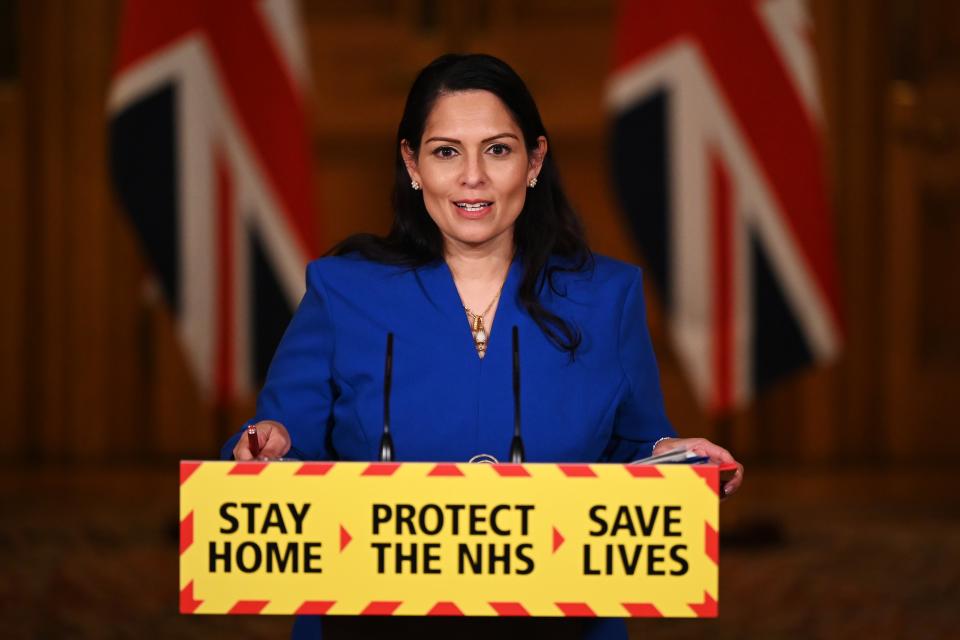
[{"x1": 232, "y1": 420, "x2": 292, "y2": 460}]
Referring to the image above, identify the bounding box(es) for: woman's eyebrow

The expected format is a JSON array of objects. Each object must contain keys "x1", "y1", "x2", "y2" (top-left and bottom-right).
[
  {"x1": 482, "y1": 133, "x2": 520, "y2": 143},
  {"x1": 423, "y1": 133, "x2": 520, "y2": 145}
]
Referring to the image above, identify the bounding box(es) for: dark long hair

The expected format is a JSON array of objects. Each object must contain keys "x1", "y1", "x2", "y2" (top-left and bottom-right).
[{"x1": 331, "y1": 53, "x2": 592, "y2": 356}]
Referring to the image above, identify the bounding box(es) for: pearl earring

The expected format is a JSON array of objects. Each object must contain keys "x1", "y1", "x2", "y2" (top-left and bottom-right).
[
  {"x1": 528, "y1": 177, "x2": 538, "y2": 188},
  {"x1": 411, "y1": 180, "x2": 421, "y2": 191}
]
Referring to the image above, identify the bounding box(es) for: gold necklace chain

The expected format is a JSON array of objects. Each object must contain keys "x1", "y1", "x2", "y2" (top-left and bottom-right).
[{"x1": 463, "y1": 282, "x2": 505, "y2": 359}]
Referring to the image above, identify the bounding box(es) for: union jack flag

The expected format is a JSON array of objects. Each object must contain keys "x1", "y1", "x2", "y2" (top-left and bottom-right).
[
  {"x1": 108, "y1": 0, "x2": 317, "y2": 404},
  {"x1": 608, "y1": 0, "x2": 843, "y2": 414}
]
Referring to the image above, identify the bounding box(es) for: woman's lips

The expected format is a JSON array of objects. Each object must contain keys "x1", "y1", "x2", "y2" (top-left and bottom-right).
[{"x1": 452, "y1": 200, "x2": 493, "y2": 219}]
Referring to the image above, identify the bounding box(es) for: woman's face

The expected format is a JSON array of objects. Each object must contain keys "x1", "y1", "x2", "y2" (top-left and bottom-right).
[{"x1": 402, "y1": 90, "x2": 546, "y2": 253}]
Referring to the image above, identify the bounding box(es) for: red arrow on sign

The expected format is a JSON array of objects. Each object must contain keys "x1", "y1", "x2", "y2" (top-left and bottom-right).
[{"x1": 552, "y1": 526, "x2": 565, "y2": 553}]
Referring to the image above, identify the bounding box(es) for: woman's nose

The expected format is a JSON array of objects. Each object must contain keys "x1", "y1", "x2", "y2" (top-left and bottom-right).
[{"x1": 460, "y1": 153, "x2": 487, "y2": 187}]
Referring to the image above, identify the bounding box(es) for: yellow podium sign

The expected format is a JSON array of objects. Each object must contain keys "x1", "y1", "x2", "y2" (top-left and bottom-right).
[{"x1": 179, "y1": 461, "x2": 719, "y2": 617}]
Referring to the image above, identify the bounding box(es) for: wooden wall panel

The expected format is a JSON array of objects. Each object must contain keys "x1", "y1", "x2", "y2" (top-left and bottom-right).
[
  {"x1": 0, "y1": 86, "x2": 26, "y2": 455},
  {"x1": 105, "y1": 222, "x2": 149, "y2": 457},
  {"x1": 839, "y1": 0, "x2": 886, "y2": 460},
  {"x1": 62, "y1": 0, "x2": 114, "y2": 458},
  {"x1": 880, "y1": 0, "x2": 960, "y2": 461},
  {"x1": 883, "y1": 82, "x2": 960, "y2": 460},
  {"x1": 314, "y1": 137, "x2": 396, "y2": 248},
  {"x1": 883, "y1": 86, "x2": 920, "y2": 459},
  {"x1": 22, "y1": 1, "x2": 70, "y2": 460}
]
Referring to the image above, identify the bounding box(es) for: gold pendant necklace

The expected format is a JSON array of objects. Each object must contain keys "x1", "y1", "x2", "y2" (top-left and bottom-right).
[{"x1": 464, "y1": 285, "x2": 503, "y2": 359}]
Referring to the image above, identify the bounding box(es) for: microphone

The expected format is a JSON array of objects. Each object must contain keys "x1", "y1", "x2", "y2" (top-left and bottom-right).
[
  {"x1": 509, "y1": 325, "x2": 525, "y2": 463},
  {"x1": 379, "y1": 332, "x2": 395, "y2": 462}
]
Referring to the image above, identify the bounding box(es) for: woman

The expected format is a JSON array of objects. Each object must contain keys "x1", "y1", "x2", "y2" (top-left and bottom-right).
[{"x1": 224, "y1": 53, "x2": 743, "y2": 639}]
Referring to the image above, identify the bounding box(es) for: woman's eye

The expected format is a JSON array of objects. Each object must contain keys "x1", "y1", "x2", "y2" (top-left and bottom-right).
[
  {"x1": 488, "y1": 143, "x2": 510, "y2": 156},
  {"x1": 433, "y1": 146, "x2": 458, "y2": 158}
]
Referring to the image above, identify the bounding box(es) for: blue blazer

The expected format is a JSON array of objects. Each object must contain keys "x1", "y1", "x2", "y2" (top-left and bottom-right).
[
  {"x1": 222, "y1": 253, "x2": 676, "y2": 640},
  {"x1": 223, "y1": 253, "x2": 674, "y2": 464}
]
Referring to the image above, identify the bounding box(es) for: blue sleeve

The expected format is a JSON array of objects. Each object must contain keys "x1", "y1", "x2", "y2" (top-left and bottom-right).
[
  {"x1": 220, "y1": 262, "x2": 337, "y2": 460},
  {"x1": 601, "y1": 269, "x2": 676, "y2": 463}
]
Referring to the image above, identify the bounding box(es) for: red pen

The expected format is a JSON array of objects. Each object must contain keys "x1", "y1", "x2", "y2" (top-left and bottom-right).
[{"x1": 247, "y1": 424, "x2": 261, "y2": 458}]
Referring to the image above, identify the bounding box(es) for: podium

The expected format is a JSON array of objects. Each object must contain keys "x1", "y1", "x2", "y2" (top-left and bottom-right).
[{"x1": 179, "y1": 461, "x2": 719, "y2": 617}]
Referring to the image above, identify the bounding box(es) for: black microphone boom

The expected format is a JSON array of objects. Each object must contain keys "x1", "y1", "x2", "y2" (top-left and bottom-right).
[
  {"x1": 510, "y1": 325, "x2": 525, "y2": 463},
  {"x1": 379, "y1": 332, "x2": 395, "y2": 462}
]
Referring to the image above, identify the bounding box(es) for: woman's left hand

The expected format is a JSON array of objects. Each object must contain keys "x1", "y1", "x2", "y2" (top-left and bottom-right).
[{"x1": 653, "y1": 437, "x2": 744, "y2": 499}]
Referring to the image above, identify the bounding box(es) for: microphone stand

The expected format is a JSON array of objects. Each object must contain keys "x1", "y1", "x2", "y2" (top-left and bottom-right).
[
  {"x1": 379, "y1": 333, "x2": 394, "y2": 462},
  {"x1": 509, "y1": 326, "x2": 525, "y2": 463}
]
